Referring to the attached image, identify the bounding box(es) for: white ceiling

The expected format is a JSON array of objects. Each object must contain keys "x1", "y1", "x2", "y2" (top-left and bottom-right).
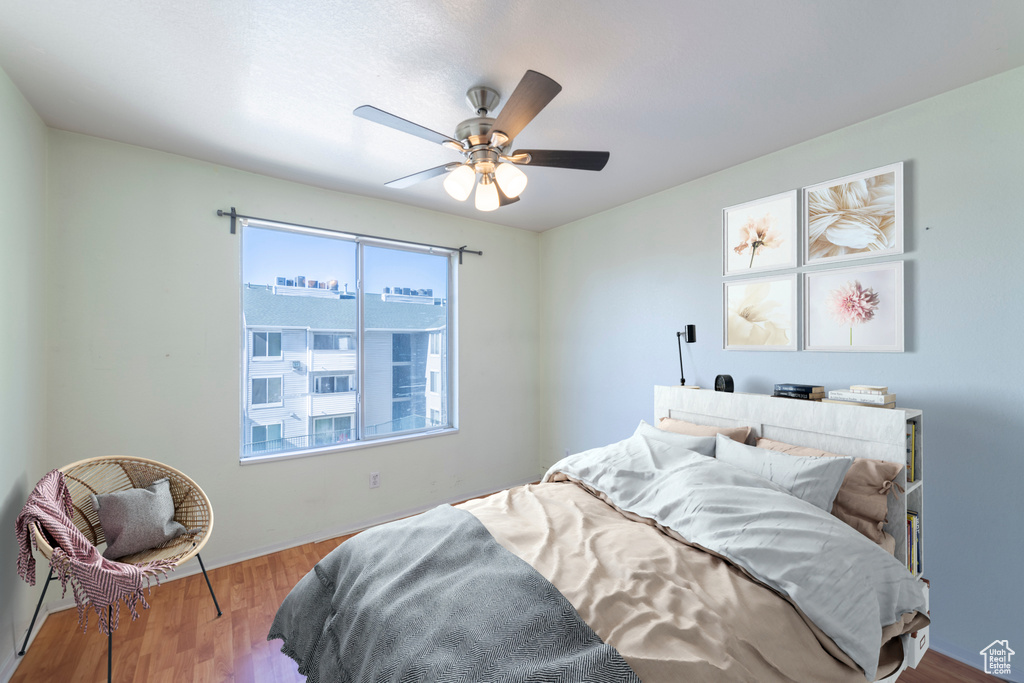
[{"x1": 1, "y1": 1, "x2": 1023, "y2": 232}]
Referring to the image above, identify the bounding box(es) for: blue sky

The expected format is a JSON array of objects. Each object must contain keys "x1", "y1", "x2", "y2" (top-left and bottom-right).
[{"x1": 242, "y1": 226, "x2": 448, "y2": 295}]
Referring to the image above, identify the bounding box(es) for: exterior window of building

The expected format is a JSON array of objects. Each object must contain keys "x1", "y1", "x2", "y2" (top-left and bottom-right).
[
  {"x1": 314, "y1": 415, "x2": 353, "y2": 445},
  {"x1": 253, "y1": 331, "x2": 282, "y2": 358},
  {"x1": 251, "y1": 423, "x2": 282, "y2": 452},
  {"x1": 313, "y1": 333, "x2": 354, "y2": 350},
  {"x1": 241, "y1": 223, "x2": 453, "y2": 460},
  {"x1": 251, "y1": 377, "x2": 282, "y2": 406},
  {"x1": 314, "y1": 374, "x2": 352, "y2": 394}
]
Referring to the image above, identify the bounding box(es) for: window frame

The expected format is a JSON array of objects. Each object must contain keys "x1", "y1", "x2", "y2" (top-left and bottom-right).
[
  {"x1": 250, "y1": 376, "x2": 283, "y2": 408},
  {"x1": 239, "y1": 220, "x2": 458, "y2": 464},
  {"x1": 251, "y1": 330, "x2": 282, "y2": 360}
]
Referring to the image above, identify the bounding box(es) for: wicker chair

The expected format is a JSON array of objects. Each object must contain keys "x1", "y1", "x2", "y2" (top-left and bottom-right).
[{"x1": 18, "y1": 456, "x2": 221, "y2": 682}]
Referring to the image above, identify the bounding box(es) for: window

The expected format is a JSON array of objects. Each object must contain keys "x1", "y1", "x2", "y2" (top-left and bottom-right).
[
  {"x1": 241, "y1": 223, "x2": 453, "y2": 459},
  {"x1": 253, "y1": 331, "x2": 282, "y2": 358},
  {"x1": 313, "y1": 333, "x2": 354, "y2": 351},
  {"x1": 251, "y1": 377, "x2": 282, "y2": 406},
  {"x1": 392, "y1": 333, "x2": 411, "y2": 362},
  {"x1": 251, "y1": 423, "x2": 282, "y2": 452},
  {"x1": 313, "y1": 374, "x2": 352, "y2": 394},
  {"x1": 314, "y1": 415, "x2": 353, "y2": 445}
]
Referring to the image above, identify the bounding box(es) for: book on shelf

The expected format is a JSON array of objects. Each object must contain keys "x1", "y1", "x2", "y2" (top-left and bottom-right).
[
  {"x1": 906, "y1": 422, "x2": 917, "y2": 482},
  {"x1": 828, "y1": 390, "x2": 896, "y2": 404},
  {"x1": 906, "y1": 510, "x2": 921, "y2": 574},
  {"x1": 773, "y1": 392, "x2": 823, "y2": 401},
  {"x1": 849, "y1": 385, "x2": 888, "y2": 394},
  {"x1": 821, "y1": 398, "x2": 895, "y2": 409},
  {"x1": 774, "y1": 384, "x2": 824, "y2": 394}
]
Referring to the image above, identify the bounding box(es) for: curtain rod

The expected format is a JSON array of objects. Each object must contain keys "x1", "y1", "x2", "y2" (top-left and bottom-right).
[{"x1": 216, "y1": 207, "x2": 483, "y2": 263}]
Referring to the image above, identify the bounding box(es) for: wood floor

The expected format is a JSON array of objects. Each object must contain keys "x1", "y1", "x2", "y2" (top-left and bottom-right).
[{"x1": 11, "y1": 533, "x2": 1000, "y2": 683}]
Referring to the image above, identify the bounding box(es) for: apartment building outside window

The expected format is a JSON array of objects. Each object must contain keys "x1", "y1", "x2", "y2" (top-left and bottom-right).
[{"x1": 240, "y1": 221, "x2": 454, "y2": 460}]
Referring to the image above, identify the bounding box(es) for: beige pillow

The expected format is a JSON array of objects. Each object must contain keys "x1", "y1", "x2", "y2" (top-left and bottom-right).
[
  {"x1": 756, "y1": 437, "x2": 903, "y2": 549},
  {"x1": 658, "y1": 417, "x2": 751, "y2": 444}
]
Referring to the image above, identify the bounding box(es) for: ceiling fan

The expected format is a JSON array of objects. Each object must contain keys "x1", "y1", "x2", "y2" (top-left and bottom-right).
[{"x1": 354, "y1": 70, "x2": 610, "y2": 212}]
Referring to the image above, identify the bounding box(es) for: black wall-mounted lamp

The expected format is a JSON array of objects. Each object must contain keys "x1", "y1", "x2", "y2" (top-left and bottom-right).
[{"x1": 676, "y1": 325, "x2": 696, "y2": 386}]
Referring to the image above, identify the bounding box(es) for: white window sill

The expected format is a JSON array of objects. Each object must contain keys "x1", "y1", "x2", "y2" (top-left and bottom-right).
[{"x1": 239, "y1": 426, "x2": 459, "y2": 465}]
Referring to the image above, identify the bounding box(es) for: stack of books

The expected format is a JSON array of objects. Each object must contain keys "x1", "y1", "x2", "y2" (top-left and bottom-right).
[
  {"x1": 773, "y1": 384, "x2": 824, "y2": 400},
  {"x1": 822, "y1": 385, "x2": 895, "y2": 409},
  {"x1": 906, "y1": 510, "x2": 921, "y2": 575},
  {"x1": 906, "y1": 421, "x2": 917, "y2": 482}
]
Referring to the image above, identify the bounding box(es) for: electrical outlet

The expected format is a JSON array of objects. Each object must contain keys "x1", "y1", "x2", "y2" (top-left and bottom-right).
[{"x1": 369, "y1": 471, "x2": 380, "y2": 489}]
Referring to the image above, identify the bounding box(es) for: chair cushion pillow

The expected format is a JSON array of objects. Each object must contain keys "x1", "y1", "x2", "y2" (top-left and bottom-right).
[{"x1": 90, "y1": 477, "x2": 186, "y2": 560}]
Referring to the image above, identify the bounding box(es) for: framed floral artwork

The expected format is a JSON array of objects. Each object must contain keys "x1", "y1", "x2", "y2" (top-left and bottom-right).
[
  {"x1": 724, "y1": 274, "x2": 797, "y2": 351},
  {"x1": 723, "y1": 190, "x2": 798, "y2": 276},
  {"x1": 804, "y1": 261, "x2": 904, "y2": 352},
  {"x1": 803, "y1": 162, "x2": 903, "y2": 266}
]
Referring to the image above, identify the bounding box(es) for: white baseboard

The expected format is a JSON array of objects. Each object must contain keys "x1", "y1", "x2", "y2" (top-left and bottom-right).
[{"x1": 0, "y1": 650, "x2": 17, "y2": 683}]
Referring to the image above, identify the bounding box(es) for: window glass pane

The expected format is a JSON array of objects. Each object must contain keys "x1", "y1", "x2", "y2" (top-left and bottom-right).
[
  {"x1": 268, "y1": 424, "x2": 282, "y2": 441},
  {"x1": 268, "y1": 377, "x2": 282, "y2": 403},
  {"x1": 254, "y1": 332, "x2": 268, "y2": 356},
  {"x1": 252, "y1": 378, "x2": 267, "y2": 404},
  {"x1": 268, "y1": 332, "x2": 282, "y2": 356},
  {"x1": 392, "y1": 334, "x2": 411, "y2": 362},
  {"x1": 363, "y1": 246, "x2": 448, "y2": 438},
  {"x1": 252, "y1": 425, "x2": 267, "y2": 442}
]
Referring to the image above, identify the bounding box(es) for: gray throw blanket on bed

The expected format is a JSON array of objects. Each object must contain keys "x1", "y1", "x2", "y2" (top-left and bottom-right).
[{"x1": 268, "y1": 504, "x2": 640, "y2": 683}]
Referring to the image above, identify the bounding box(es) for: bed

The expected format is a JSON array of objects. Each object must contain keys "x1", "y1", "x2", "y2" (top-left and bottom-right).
[{"x1": 269, "y1": 387, "x2": 930, "y2": 682}]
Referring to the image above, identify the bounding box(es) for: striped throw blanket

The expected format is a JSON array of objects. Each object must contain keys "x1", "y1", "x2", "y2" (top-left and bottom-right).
[{"x1": 15, "y1": 470, "x2": 176, "y2": 635}]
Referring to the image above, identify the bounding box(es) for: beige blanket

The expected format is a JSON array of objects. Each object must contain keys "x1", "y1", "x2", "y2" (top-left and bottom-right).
[{"x1": 459, "y1": 482, "x2": 909, "y2": 683}]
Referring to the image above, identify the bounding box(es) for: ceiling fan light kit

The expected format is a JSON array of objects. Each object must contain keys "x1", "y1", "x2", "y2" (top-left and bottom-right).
[
  {"x1": 443, "y1": 163, "x2": 476, "y2": 201},
  {"x1": 354, "y1": 70, "x2": 609, "y2": 212},
  {"x1": 475, "y1": 174, "x2": 500, "y2": 212}
]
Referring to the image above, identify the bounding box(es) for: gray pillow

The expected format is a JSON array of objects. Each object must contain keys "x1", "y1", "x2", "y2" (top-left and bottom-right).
[
  {"x1": 634, "y1": 420, "x2": 718, "y2": 457},
  {"x1": 714, "y1": 434, "x2": 853, "y2": 512},
  {"x1": 90, "y1": 477, "x2": 186, "y2": 560}
]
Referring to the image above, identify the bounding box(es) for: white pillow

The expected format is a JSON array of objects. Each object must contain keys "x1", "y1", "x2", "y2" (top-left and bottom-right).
[
  {"x1": 634, "y1": 420, "x2": 717, "y2": 457},
  {"x1": 714, "y1": 434, "x2": 853, "y2": 512}
]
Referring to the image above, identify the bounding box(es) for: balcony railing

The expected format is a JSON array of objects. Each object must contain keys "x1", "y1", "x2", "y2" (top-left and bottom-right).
[{"x1": 242, "y1": 416, "x2": 446, "y2": 457}]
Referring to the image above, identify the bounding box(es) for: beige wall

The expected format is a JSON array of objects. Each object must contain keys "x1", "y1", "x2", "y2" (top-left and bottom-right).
[
  {"x1": 0, "y1": 68, "x2": 48, "y2": 666},
  {"x1": 540, "y1": 66, "x2": 1024, "y2": 666},
  {"x1": 43, "y1": 131, "x2": 541, "y2": 569}
]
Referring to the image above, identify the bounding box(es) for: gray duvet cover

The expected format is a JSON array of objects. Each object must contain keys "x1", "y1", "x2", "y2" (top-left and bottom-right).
[{"x1": 269, "y1": 504, "x2": 640, "y2": 683}]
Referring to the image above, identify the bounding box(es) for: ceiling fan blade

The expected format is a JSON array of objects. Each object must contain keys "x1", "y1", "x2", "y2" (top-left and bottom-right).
[
  {"x1": 511, "y1": 149, "x2": 610, "y2": 171},
  {"x1": 384, "y1": 164, "x2": 457, "y2": 189},
  {"x1": 354, "y1": 105, "x2": 462, "y2": 147},
  {"x1": 496, "y1": 182, "x2": 520, "y2": 207},
  {"x1": 489, "y1": 70, "x2": 562, "y2": 141}
]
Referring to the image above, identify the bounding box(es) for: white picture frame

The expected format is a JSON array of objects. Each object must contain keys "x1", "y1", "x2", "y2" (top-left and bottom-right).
[
  {"x1": 723, "y1": 190, "x2": 798, "y2": 276},
  {"x1": 804, "y1": 261, "x2": 904, "y2": 352},
  {"x1": 724, "y1": 274, "x2": 798, "y2": 351},
  {"x1": 803, "y1": 162, "x2": 904, "y2": 266}
]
